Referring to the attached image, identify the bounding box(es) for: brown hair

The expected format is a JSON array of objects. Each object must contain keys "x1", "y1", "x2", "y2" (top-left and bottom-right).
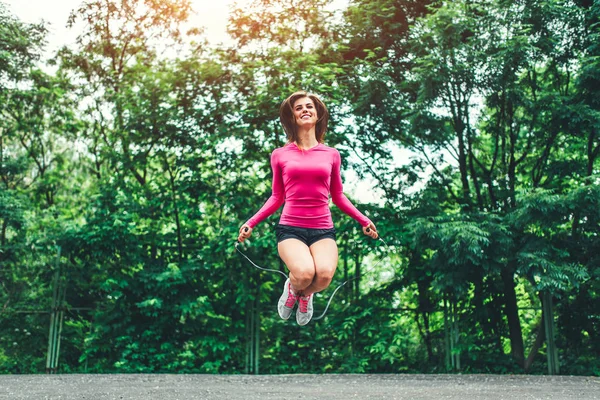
[{"x1": 279, "y1": 90, "x2": 329, "y2": 143}]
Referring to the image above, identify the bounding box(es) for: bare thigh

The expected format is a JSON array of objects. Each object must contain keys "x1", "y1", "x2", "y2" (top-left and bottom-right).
[{"x1": 277, "y1": 238, "x2": 315, "y2": 292}]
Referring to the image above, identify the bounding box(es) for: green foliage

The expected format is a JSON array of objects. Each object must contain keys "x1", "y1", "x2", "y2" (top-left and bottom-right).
[
  {"x1": 0, "y1": 0, "x2": 598, "y2": 377},
  {"x1": 0, "y1": 3, "x2": 47, "y2": 85}
]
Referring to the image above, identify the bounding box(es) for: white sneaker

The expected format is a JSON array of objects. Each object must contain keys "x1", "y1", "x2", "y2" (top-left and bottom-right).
[
  {"x1": 296, "y1": 294, "x2": 313, "y2": 325},
  {"x1": 277, "y1": 278, "x2": 298, "y2": 320}
]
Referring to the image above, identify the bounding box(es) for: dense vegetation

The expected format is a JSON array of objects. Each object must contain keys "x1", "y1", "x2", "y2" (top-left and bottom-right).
[{"x1": 1, "y1": 0, "x2": 598, "y2": 375}]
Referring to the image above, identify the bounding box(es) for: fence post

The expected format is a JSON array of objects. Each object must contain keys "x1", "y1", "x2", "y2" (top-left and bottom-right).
[
  {"x1": 245, "y1": 304, "x2": 251, "y2": 374},
  {"x1": 543, "y1": 291, "x2": 559, "y2": 375},
  {"x1": 452, "y1": 300, "x2": 460, "y2": 370},
  {"x1": 254, "y1": 296, "x2": 260, "y2": 375},
  {"x1": 444, "y1": 295, "x2": 451, "y2": 370},
  {"x1": 46, "y1": 247, "x2": 59, "y2": 373},
  {"x1": 444, "y1": 295, "x2": 461, "y2": 371},
  {"x1": 45, "y1": 246, "x2": 65, "y2": 374}
]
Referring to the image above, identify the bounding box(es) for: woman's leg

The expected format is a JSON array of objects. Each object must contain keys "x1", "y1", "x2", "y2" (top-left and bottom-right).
[
  {"x1": 277, "y1": 238, "x2": 315, "y2": 293},
  {"x1": 277, "y1": 237, "x2": 337, "y2": 325},
  {"x1": 303, "y1": 238, "x2": 338, "y2": 296}
]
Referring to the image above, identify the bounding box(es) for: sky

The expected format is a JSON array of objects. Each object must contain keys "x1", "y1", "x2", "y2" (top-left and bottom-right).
[
  {"x1": 5, "y1": 0, "x2": 350, "y2": 52},
  {"x1": 4, "y1": 0, "x2": 387, "y2": 204},
  {"x1": 4, "y1": 0, "x2": 253, "y2": 54}
]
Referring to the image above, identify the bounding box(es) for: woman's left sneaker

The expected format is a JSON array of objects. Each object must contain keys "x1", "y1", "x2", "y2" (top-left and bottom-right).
[{"x1": 296, "y1": 294, "x2": 313, "y2": 325}]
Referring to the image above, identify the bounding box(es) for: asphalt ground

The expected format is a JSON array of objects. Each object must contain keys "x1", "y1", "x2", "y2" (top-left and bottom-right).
[{"x1": 0, "y1": 374, "x2": 598, "y2": 400}]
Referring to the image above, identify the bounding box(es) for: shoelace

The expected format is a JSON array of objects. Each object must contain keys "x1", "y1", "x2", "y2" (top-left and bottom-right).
[
  {"x1": 298, "y1": 295, "x2": 311, "y2": 313},
  {"x1": 285, "y1": 284, "x2": 298, "y2": 308}
]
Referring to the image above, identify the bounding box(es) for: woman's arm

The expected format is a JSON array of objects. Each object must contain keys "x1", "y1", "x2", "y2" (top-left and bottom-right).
[
  {"x1": 245, "y1": 150, "x2": 285, "y2": 228},
  {"x1": 330, "y1": 149, "x2": 371, "y2": 227},
  {"x1": 330, "y1": 149, "x2": 378, "y2": 239}
]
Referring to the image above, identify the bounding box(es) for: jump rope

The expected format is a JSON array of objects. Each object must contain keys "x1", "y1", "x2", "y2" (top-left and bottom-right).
[{"x1": 234, "y1": 227, "x2": 394, "y2": 321}]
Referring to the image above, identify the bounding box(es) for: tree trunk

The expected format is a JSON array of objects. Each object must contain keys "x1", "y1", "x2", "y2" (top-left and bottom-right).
[
  {"x1": 1, "y1": 218, "x2": 6, "y2": 249},
  {"x1": 165, "y1": 157, "x2": 183, "y2": 261},
  {"x1": 456, "y1": 124, "x2": 472, "y2": 207},
  {"x1": 354, "y1": 252, "x2": 361, "y2": 300},
  {"x1": 587, "y1": 127, "x2": 598, "y2": 177},
  {"x1": 501, "y1": 265, "x2": 525, "y2": 368},
  {"x1": 467, "y1": 128, "x2": 484, "y2": 210},
  {"x1": 343, "y1": 241, "x2": 349, "y2": 301},
  {"x1": 524, "y1": 313, "x2": 545, "y2": 373}
]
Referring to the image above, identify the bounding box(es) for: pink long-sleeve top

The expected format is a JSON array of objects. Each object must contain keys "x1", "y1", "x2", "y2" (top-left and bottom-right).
[{"x1": 246, "y1": 142, "x2": 371, "y2": 230}]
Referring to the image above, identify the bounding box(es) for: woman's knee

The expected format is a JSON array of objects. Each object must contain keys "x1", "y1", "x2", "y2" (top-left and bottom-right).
[
  {"x1": 290, "y1": 267, "x2": 315, "y2": 287},
  {"x1": 314, "y1": 266, "x2": 335, "y2": 287}
]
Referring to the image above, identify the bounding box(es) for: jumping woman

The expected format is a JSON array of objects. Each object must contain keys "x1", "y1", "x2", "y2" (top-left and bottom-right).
[{"x1": 237, "y1": 90, "x2": 378, "y2": 325}]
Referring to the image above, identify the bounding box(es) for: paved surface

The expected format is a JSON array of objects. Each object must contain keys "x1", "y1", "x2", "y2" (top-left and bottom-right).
[{"x1": 0, "y1": 374, "x2": 598, "y2": 399}]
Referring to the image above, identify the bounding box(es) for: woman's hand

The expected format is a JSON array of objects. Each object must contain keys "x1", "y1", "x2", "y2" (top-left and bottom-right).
[
  {"x1": 363, "y1": 222, "x2": 378, "y2": 239},
  {"x1": 238, "y1": 224, "x2": 253, "y2": 243}
]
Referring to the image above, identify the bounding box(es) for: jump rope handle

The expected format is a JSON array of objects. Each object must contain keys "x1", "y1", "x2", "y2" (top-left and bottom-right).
[
  {"x1": 236, "y1": 227, "x2": 250, "y2": 247},
  {"x1": 366, "y1": 227, "x2": 381, "y2": 240}
]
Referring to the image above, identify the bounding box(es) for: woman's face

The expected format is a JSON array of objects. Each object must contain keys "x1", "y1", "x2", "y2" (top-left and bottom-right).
[{"x1": 293, "y1": 97, "x2": 318, "y2": 129}]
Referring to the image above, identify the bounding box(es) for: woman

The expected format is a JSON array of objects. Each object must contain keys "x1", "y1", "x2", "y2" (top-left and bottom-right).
[{"x1": 238, "y1": 90, "x2": 378, "y2": 326}]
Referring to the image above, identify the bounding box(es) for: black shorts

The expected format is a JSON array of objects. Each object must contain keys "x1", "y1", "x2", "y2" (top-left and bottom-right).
[{"x1": 275, "y1": 224, "x2": 337, "y2": 246}]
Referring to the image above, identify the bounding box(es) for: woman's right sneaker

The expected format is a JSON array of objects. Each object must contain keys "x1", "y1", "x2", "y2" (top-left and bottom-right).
[
  {"x1": 278, "y1": 278, "x2": 298, "y2": 320},
  {"x1": 296, "y1": 294, "x2": 313, "y2": 326}
]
